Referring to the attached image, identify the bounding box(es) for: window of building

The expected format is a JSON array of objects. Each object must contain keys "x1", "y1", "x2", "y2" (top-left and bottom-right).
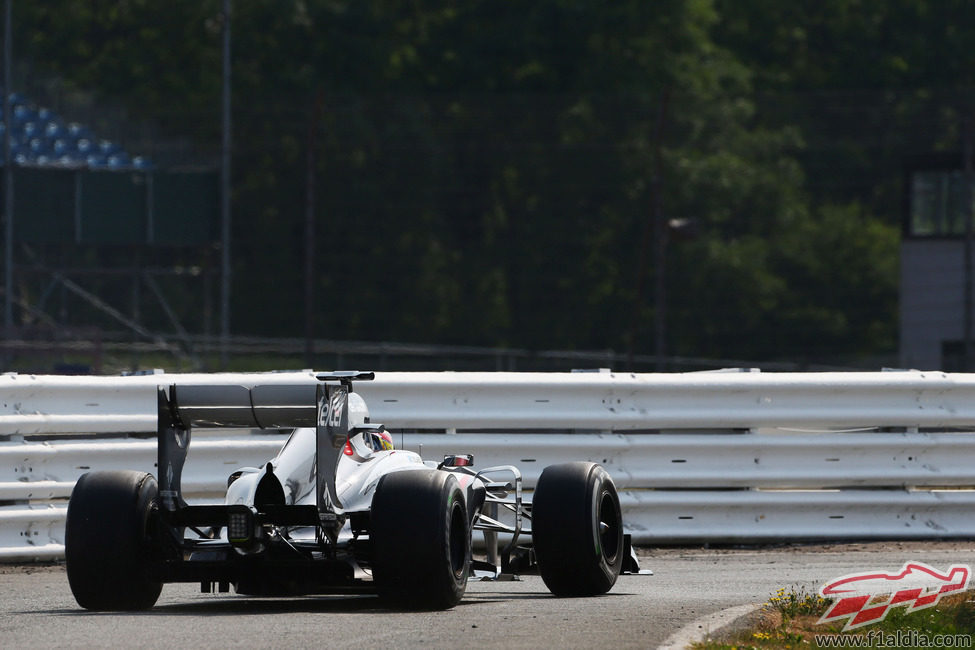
[{"x1": 909, "y1": 170, "x2": 970, "y2": 237}]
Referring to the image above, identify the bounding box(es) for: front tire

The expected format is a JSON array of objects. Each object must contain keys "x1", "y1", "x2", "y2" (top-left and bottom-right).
[
  {"x1": 532, "y1": 461, "x2": 623, "y2": 596},
  {"x1": 371, "y1": 469, "x2": 470, "y2": 609},
  {"x1": 65, "y1": 470, "x2": 163, "y2": 610}
]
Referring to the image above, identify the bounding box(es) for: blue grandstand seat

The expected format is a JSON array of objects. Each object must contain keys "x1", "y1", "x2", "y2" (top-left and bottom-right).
[
  {"x1": 28, "y1": 137, "x2": 49, "y2": 155},
  {"x1": 67, "y1": 122, "x2": 93, "y2": 142},
  {"x1": 1, "y1": 93, "x2": 151, "y2": 170},
  {"x1": 45, "y1": 121, "x2": 66, "y2": 139},
  {"x1": 98, "y1": 139, "x2": 120, "y2": 156},
  {"x1": 12, "y1": 104, "x2": 35, "y2": 126},
  {"x1": 107, "y1": 152, "x2": 131, "y2": 168}
]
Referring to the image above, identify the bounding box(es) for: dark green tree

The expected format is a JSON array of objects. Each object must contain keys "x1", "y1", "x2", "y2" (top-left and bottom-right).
[{"x1": 10, "y1": 0, "x2": 915, "y2": 367}]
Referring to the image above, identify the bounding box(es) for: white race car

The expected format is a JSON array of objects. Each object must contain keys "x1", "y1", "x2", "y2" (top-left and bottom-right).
[{"x1": 65, "y1": 372, "x2": 639, "y2": 610}]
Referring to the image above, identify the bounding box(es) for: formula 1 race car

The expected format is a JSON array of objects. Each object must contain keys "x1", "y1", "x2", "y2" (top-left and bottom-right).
[{"x1": 64, "y1": 372, "x2": 639, "y2": 610}]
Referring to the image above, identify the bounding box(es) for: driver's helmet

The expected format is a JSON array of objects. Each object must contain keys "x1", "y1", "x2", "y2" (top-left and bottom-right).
[
  {"x1": 367, "y1": 428, "x2": 394, "y2": 452},
  {"x1": 343, "y1": 426, "x2": 394, "y2": 460},
  {"x1": 346, "y1": 392, "x2": 370, "y2": 428},
  {"x1": 342, "y1": 392, "x2": 394, "y2": 460}
]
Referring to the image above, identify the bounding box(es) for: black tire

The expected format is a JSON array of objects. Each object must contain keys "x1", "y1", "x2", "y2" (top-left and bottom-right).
[
  {"x1": 532, "y1": 461, "x2": 623, "y2": 596},
  {"x1": 370, "y1": 469, "x2": 470, "y2": 609},
  {"x1": 65, "y1": 470, "x2": 163, "y2": 610}
]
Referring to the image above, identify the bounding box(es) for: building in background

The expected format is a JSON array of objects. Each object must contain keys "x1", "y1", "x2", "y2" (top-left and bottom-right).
[{"x1": 900, "y1": 153, "x2": 972, "y2": 371}]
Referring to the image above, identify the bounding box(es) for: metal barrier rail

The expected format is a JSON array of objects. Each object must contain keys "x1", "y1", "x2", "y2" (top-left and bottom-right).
[
  {"x1": 3, "y1": 369, "x2": 975, "y2": 560},
  {"x1": 9, "y1": 488, "x2": 974, "y2": 560},
  {"x1": 0, "y1": 432, "x2": 288, "y2": 560},
  {"x1": 361, "y1": 370, "x2": 975, "y2": 429},
  {"x1": 5, "y1": 430, "x2": 972, "y2": 500},
  {"x1": 0, "y1": 434, "x2": 285, "y2": 500},
  {"x1": 5, "y1": 428, "x2": 975, "y2": 558},
  {"x1": 398, "y1": 431, "x2": 975, "y2": 488},
  {"x1": 2, "y1": 369, "x2": 975, "y2": 434}
]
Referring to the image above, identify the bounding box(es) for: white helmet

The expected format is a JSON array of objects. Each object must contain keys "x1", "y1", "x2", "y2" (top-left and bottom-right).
[
  {"x1": 342, "y1": 392, "x2": 393, "y2": 460},
  {"x1": 346, "y1": 392, "x2": 370, "y2": 428}
]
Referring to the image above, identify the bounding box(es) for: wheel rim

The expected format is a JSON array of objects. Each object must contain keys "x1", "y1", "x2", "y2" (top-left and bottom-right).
[
  {"x1": 598, "y1": 490, "x2": 621, "y2": 564},
  {"x1": 448, "y1": 501, "x2": 467, "y2": 580}
]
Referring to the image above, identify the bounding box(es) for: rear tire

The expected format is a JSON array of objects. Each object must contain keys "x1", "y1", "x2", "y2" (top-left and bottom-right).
[
  {"x1": 371, "y1": 469, "x2": 469, "y2": 609},
  {"x1": 532, "y1": 461, "x2": 623, "y2": 596},
  {"x1": 65, "y1": 470, "x2": 163, "y2": 610}
]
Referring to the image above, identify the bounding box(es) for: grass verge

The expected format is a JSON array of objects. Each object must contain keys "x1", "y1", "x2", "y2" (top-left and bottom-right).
[{"x1": 692, "y1": 585, "x2": 975, "y2": 649}]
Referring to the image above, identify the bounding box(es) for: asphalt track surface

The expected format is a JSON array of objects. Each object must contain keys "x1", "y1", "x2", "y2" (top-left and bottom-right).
[{"x1": 3, "y1": 541, "x2": 974, "y2": 648}]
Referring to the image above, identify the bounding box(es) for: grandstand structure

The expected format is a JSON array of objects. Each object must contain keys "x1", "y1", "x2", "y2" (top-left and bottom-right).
[
  {"x1": 3, "y1": 92, "x2": 149, "y2": 170},
  {"x1": 1, "y1": 89, "x2": 219, "y2": 373}
]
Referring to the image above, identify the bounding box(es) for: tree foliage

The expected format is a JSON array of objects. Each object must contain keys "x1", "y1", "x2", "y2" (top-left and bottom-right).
[{"x1": 12, "y1": 0, "x2": 933, "y2": 366}]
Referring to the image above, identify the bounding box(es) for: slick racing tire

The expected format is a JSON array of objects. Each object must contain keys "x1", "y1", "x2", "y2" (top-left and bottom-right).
[
  {"x1": 532, "y1": 461, "x2": 623, "y2": 596},
  {"x1": 371, "y1": 469, "x2": 470, "y2": 609},
  {"x1": 65, "y1": 470, "x2": 163, "y2": 610}
]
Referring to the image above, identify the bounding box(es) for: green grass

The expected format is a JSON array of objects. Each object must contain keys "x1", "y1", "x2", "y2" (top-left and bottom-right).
[{"x1": 692, "y1": 585, "x2": 975, "y2": 649}]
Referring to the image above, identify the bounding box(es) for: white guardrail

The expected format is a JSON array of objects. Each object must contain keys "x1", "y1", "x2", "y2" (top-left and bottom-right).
[{"x1": 3, "y1": 369, "x2": 975, "y2": 560}]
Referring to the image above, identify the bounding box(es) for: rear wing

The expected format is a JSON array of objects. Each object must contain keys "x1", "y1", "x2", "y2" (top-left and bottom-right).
[{"x1": 156, "y1": 372, "x2": 375, "y2": 529}]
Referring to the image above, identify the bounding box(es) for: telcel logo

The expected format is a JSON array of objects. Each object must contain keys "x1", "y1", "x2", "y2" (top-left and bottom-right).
[{"x1": 818, "y1": 561, "x2": 970, "y2": 631}]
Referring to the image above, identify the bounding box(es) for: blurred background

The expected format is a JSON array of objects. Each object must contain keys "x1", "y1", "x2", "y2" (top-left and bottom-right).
[{"x1": 0, "y1": 1, "x2": 970, "y2": 374}]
